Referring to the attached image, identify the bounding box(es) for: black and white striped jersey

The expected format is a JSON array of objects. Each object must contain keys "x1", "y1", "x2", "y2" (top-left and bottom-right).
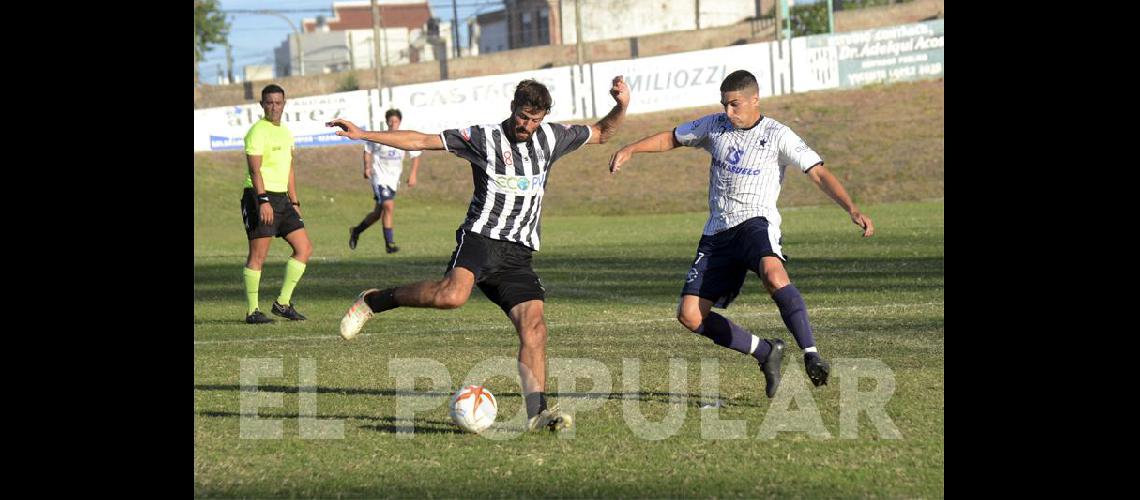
[
  {"x1": 674, "y1": 114, "x2": 823, "y2": 236},
  {"x1": 440, "y1": 119, "x2": 592, "y2": 251}
]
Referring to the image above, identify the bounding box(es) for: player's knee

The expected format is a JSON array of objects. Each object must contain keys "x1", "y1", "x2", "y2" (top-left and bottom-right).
[
  {"x1": 677, "y1": 309, "x2": 703, "y2": 332},
  {"x1": 761, "y1": 273, "x2": 788, "y2": 294},
  {"x1": 520, "y1": 323, "x2": 547, "y2": 348},
  {"x1": 295, "y1": 245, "x2": 313, "y2": 261},
  {"x1": 434, "y1": 287, "x2": 469, "y2": 309}
]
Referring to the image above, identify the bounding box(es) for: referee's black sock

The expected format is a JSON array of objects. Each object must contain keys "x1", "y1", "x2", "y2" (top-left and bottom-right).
[{"x1": 365, "y1": 287, "x2": 399, "y2": 313}]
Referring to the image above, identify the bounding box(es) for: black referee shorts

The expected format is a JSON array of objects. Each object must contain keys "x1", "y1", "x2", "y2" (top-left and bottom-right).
[
  {"x1": 446, "y1": 229, "x2": 545, "y2": 315},
  {"x1": 240, "y1": 188, "x2": 305, "y2": 240}
]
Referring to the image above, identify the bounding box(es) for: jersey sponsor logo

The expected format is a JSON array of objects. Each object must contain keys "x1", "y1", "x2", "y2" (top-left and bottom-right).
[
  {"x1": 492, "y1": 173, "x2": 544, "y2": 194},
  {"x1": 794, "y1": 139, "x2": 810, "y2": 153},
  {"x1": 727, "y1": 147, "x2": 743, "y2": 166},
  {"x1": 714, "y1": 155, "x2": 761, "y2": 175}
]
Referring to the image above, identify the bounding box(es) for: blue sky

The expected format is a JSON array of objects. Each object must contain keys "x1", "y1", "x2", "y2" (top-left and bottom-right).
[{"x1": 198, "y1": 0, "x2": 505, "y2": 85}]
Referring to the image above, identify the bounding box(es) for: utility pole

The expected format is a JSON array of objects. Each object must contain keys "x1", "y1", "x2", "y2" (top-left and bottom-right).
[
  {"x1": 575, "y1": 0, "x2": 584, "y2": 66},
  {"x1": 452, "y1": 0, "x2": 460, "y2": 58},
  {"x1": 371, "y1": 0, "x2": 384, "y2": 107},
  {"x1": 695, "y1": 0, "x2": 700, "y2": 30},
  {"x1": 775, "y1": 0, "x2": 782, "y2": 42},
  {"x1": 225, "y1": 42, "x2": 234, "y2": 84},
  {"x1": 827, "y1": 0, "x2": 834, "y2": 33},
  {"x1": 348, "y1": 31, "x2": 356, "y2": 69}
]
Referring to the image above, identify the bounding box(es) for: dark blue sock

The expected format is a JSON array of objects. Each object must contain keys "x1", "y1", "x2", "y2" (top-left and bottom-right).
[
  {"x1": 772, "y1": 284, "x2": 815, "y2": 350},
  {"x1": 383, "y1": 227, "x2": 394, "y2": 245},
  {"x1": 695, "y1": 312, "x2": 771, "y2": 363}
]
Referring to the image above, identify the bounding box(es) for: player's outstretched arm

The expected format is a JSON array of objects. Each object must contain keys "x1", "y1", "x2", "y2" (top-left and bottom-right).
[
  {"x1": 327, "y1": 118, "x2": 444, "y2": 151},
  {"x1": 807, "y1": 164, "x2": 874, "y2": 237},
  {"x1": 587, "y1": 76, "x2": 630, "y2": 144},
  {"x1": 608, "y1": 130, "x2": 682, "y2": 174}
]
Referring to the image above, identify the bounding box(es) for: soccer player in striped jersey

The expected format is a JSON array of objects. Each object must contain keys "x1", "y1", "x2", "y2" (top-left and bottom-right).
[
  {"x1": 327, "y1": 76, "x2": 631, "y2": 432},
  {"x1": 608, "y1": 70, "x2": 875, "y2": 398},
  {"x1": 349, "y1": 108, "x2": 422, "y2": 254}
]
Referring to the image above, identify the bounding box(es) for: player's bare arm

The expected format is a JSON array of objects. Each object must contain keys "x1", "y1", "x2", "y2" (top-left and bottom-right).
[
  {"x1": 287, "y1": 159, "x2": 301, "y2": 217},
  {"x1": 327, "y1": 118, "x2": 445, "y2": 151},
  {"x1": 608, "y1": 130, "x2": 683, "y2": 174},
  {"x1": 362, "y1": 150, "x2": 371, "y2": 179},
  {"x1": 807, "y1": 164, "x2": 874, "y2": 237},
  {"x1": 408, "y1": 156, "x2": 421, "y2": 188},
  {"x1": 246, "y1": 154, "x2": 274, "y2": 225},
  {"x1": 588, "y1": 76, "x2": 630, "y2": 144}
]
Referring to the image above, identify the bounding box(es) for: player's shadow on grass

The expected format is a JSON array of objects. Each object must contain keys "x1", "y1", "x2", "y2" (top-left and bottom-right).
[
  {"x1": 197, "y1": 410, "x2": 465, "y2": 435},
  {"x1": 195, "y1": 384, "x2": 760, "y2": 408},
  {"x1": 194, "y1": 255, "x2": 945, "y2": 304}
]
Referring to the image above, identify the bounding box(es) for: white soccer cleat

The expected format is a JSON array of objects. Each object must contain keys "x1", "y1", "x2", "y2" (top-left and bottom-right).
[
  {"x1": 339, "y1": 289, "x2": 378, "y2": 340},
  {"x1": 527, "y1": 404, "x2": 574, "y2": 432}
]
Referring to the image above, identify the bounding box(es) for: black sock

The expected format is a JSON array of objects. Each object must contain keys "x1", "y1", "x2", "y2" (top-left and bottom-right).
[
  {"x1": 364, "y1": 287, "x2": 399, "y2": 313},
  {"x1": 525, "y1": 392, "x2": 547, "y2": 418}
]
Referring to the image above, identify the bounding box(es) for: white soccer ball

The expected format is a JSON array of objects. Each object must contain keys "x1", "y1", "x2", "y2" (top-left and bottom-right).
[{"x1": 449, "y1": 385, "x2": 498, "y2": 433}]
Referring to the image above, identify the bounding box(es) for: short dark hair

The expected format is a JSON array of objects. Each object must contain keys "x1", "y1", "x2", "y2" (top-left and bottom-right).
[
  {"x1": 512, "y1": 79, "x2": 552, "y2": 113},
  {"x1": 385, "y1": 109, "x2": 402, "y2": 121},
  {"x1": 261, "y1": 84, "x2": 286, "y2": 100},
  {"x1": 720, "y1": 70, "x2": 758, "y2": 94}
]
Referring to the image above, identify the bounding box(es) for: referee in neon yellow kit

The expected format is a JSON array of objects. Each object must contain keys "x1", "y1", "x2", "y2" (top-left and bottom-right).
[{"x1": 240, "y1": 84, "x2": 312, "y2": 324}]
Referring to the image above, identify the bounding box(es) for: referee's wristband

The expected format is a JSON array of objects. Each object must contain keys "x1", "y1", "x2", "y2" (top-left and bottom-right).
[{"x1": 256, "y1": 193, "x2": 270, "y2": 204}]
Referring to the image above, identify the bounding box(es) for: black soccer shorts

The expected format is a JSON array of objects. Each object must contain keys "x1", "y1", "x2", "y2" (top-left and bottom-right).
[
  {"x1": 241, "y1": 189, "x2": 305, "y2": 240},
  {"x1": 446, "y1": 229, "x2": 546, "y2": 315}
]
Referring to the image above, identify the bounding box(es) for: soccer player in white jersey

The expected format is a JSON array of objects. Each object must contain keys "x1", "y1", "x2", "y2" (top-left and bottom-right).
[
  {"x1": 349, "y1": 108, "x2": 423, "y2": 253},
  {"x1": 608, "y1": 70, "x2": 874, "y2": 398},
  {"x1": 326, "y1": 76, "x2": 630, "y2": 432}
]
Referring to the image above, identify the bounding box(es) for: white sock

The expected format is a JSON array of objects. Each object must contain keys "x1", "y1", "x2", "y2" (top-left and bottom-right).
[{"x1": 805, "y1": 346, "x2": 819, "y2": 354}]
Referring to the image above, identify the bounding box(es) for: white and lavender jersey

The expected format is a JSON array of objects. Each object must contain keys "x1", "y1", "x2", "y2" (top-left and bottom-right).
[
  {"x1": 365, "y1": 142, "x2": 422, "y2": 189},
  {"x1": 440, "y1": 120, "x2": 592, "y2": 251},
  {"x1": 674, "y1": 113, "x2": 823, "y2": 235}
]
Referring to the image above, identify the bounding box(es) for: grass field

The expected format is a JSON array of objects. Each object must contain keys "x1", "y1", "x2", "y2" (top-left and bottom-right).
[{"x1": 194, "y1": 79, "x2": 944, "y2": 497}]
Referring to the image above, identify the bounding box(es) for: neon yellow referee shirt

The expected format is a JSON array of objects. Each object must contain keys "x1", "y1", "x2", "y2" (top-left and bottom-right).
[{"x1": 243, "y1": 118, "x2": 295, "y2": 192}]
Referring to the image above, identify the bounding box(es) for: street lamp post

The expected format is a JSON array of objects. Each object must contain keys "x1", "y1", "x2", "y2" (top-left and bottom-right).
[{"x1": 254, "y1": 10, "x2": 304, "y2": 76}]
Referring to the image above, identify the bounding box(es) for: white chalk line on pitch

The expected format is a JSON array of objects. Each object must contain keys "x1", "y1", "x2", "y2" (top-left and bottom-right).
[{"x1": 194, "y1": 301, "x2": 944, "y2": 346}]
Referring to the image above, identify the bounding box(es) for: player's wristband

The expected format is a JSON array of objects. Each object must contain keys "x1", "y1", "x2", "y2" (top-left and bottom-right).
[
  {"x1": 257, "y1": 193, "x2": 270, "y2": 204},
  {"x1": 291, "y1": 201, "x2": 301, "y2": 207}
]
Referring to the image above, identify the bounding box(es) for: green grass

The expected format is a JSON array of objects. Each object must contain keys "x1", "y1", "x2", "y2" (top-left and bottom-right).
[{"x1": 195, "y1": 80, "x2": 943, "y2": 497}]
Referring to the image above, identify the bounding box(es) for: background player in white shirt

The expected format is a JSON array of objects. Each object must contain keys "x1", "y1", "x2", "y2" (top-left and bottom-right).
[
  {"x1": 349, "y1": 109, "x2": 422, "y2": 253},
  {"x1": 608, "y1": 70, "x2": 874, "y2": 399}
]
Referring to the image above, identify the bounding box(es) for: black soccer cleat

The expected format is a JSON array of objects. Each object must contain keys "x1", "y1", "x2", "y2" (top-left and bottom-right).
[
  {"x1": 245, "y1": 310, "x2": 275, "y2": 324},
  {"x1": 271, "y1": 301, "x2": 308, "y2": 321},
  {"x1": 759, "y1": 339, "x2": 785, "y2": 399},
  {"x1": 385, "y1": 242, "x2": 400, "y2": 254},
  {"x1": 349, "y1": 227, "x2": 360, "y2": 250},
  {"x1": 805, "y1": 353, "x2": 830, "y2": 387}
]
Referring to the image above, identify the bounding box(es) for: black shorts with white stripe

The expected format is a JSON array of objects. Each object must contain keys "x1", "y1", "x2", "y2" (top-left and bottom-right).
[
  {"x1": 446, "y1": 229, "x2": 546, "y2": 315},
  {"x1": 240, "y1": 188, "x2": 305, "y2": 240}
]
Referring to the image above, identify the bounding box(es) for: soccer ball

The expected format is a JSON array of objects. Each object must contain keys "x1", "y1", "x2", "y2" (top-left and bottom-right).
[{"x1": 449, "y1": 385, "x2": 498, "y2": 433}]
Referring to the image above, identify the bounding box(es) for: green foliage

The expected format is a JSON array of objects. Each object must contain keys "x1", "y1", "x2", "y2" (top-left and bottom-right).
[
  {"x1": 195, "y1": 0, "x2": 231, "y2": 63},
  {"x1": 791, "y1": 2, "x2": 831, "y2": 37},
  {"x1": 336, "y1": 72, "x2": 360, "y2": 92}
]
